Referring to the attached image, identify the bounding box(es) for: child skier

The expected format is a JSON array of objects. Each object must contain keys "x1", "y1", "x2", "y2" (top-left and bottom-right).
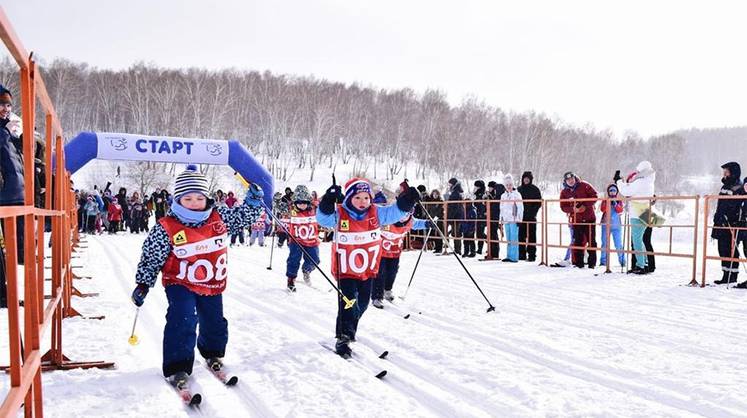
[
  {"x1": 130, "y1": 165, "x2": 263, "y2": 387},
  {"x1": 372, "y1": 210, "x2": 429, "y2": 308},
  {"x1": 248, "y1": 209, "x2": 267, "y2": 247},
  {"x1": 317, "y1": 178, "x2": 420, "y2": 357},
  {"x1": 599, "y1": 184, "x2": 626, "y2": 268},
  {"x1": 285, "y1": 185, "x2": 320, "y2": 292}
]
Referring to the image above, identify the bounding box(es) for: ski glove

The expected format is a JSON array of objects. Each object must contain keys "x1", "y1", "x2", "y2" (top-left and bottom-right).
[
  {"x1": 244, "y1": 183, "x2": 264, "y2": 207},
  {"x1": 320, "y1": 185, "x2": 343, "y2": 215},
  {"x1": 396, "y1": 186, "x2": 421, "y2": 213},
  {"x1": 131, "y1": 283, "x2": 149, "y2": 307},
  {"x1": 425, "y1": 220, "x2": 436, "y2": 229}
]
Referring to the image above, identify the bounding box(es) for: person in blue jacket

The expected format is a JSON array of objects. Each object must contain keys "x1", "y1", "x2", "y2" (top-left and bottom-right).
[{"x1": 599, "y1": 184, "x2": 626, "y2": 268}]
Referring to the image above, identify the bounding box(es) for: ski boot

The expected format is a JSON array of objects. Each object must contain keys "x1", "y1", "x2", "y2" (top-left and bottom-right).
[
  {"x1": 206, "y1": 357, "x2": 224, "y2": 372},
  {"x1": 335, "y1": 335, "x2": 353, "y2": 359},
  {"x1": 303, "y1": 270, "x2": 311, "y2": 285},
  {"x1": 287, "y1": 277, "x2": 296, "y2": 292},
  {"x1": 372, "y1": 299, "x2": 384, "y2": 309},
  {"x1": 383, "y1": 290, "x2": 394, "y2": 302},
  {"x1": 169, "y1": 371, "x2": 190, "y2": 389}
]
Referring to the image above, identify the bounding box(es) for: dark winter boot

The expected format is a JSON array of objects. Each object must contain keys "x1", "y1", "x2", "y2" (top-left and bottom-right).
[
  {"x1": 287, "y1": 277, "x2": 296, "y2": 292},
  {"x1": 335, "y1": 335, "x2": 353, "y2": 359},
  {"x1": 169, "y1": 371, "x2": 190, "y2": 389},
  {"x1": 714, "y1": 271, "x2": 729, "y2": 285},
  {"x1": 736, "y1": 280, "x2": 747, "y2": 289},
  {"x1": 206, "y1": 357, "x2": 224, "y2": 372}
]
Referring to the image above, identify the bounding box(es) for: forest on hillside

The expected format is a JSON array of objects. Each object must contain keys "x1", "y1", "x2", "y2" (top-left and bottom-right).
[{"x1": 1, "y1": 58, "x2": 743, "y2": 196}]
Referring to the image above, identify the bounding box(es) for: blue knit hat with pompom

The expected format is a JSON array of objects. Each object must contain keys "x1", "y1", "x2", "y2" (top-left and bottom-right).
[{"x1": 174, "y1": 164, "x2": 209, "y2": 200}]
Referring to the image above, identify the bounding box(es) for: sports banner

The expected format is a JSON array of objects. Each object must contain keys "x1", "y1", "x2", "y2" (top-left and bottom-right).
[{"x1": 95, "y1": 132, "x2": 230, "y2": 165}]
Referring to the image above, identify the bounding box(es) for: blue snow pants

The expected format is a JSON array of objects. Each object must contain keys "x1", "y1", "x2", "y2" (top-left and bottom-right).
[{"x1": 163, "y1": 285, "x2": 228, "y2": 377}]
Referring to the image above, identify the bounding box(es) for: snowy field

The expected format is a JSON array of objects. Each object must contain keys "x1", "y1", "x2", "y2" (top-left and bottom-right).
[{"x1": 2, "y1": 231, "x2": 747, "y2": 418}]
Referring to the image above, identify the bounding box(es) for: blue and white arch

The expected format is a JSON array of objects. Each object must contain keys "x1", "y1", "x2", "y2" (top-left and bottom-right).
[{"x1": 64, "y1": 132, "x2": 274, "y2": 208}]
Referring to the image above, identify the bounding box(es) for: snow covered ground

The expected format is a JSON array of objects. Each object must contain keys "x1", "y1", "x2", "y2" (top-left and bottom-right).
[{"x1": 3, "y1": 230, "x2": 747, "y2": 417}]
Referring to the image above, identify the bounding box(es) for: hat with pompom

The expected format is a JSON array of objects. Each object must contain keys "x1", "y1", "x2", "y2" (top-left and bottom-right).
[
  {"x1": 174, "y1": 164, "x2": 209, "y2": 201},
  {"x1": 343, "y1": 178, "x2": 373, "y2": 207}
]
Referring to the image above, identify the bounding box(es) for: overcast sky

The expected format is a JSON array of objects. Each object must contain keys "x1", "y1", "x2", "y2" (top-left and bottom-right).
[{"x1": 2, "y1": 0, "x2": 746, "y2": 137}]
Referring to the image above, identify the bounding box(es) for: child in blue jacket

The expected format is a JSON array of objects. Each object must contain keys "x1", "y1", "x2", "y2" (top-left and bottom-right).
[{"x1": 600, "y1": 184, "x2": 625, "y2": 267}]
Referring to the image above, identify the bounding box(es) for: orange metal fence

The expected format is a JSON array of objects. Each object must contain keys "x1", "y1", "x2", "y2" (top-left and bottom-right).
[
  {"x1": 410, "y1": 195, "x2": 702, "y2": 283},
  {"x1": 700, "y1": 195, "x2": 747, "y2": 288},
  {"x1": 415, "y1": 199, "x2": 545, "y2": 263},
  {"x1": 0, "y1": 8, "x2": 112, "y2": 418}
]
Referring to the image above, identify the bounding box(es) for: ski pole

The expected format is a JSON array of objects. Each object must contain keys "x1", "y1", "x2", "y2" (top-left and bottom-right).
[
  {"x1": 725, "y1": 219, "x2": 740, "y2": 289},
  {"x1": 416, "y1": 199, "x2": 496, "y2": 312},
  {"x1": 399, "y1": 227, "x2": 432, "y2": 301},
  {"x1": 267, "y1": 217, "x2": 276, "y2": 270},
  {"x1": 257, "y1": 198, "x2": 356, "y2": 309},
  {"x1": 128, "y1": 307, "x2": 140, "y2": 346}
]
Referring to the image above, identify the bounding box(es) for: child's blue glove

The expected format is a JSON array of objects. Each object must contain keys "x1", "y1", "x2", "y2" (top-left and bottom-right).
[
  {"x1": 131, "y1": 283, "x2": 149, "y2": 307},
  {"x1": 244, "y1": 184, "x2": 264, "y2": 207}
]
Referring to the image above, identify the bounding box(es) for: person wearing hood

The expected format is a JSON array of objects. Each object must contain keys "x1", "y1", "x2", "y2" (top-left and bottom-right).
[
  {"x1": 487, "y1": 180, "x2": 507, "y2": 259},
  {"x1": 446, "y1": 178, "x2": 465, "y2": 255},
  {"x1": 316, "y1": 177, "x2": 419, "y2": 358},
  {"x1": 84, "y1": 195, "x2": 99, "y2": 234},
  {"x1": 600, "y1": 184, "x2": 626, "y2": 268},
  {"x1": 130, "y1": 164, "x2": 263, "y2": 386},
  {"x1": 517, "y1": 171, "x2": 542, "y2": 262},
  {"x1": 616, "y1": 161, "x2": 656, "y2": 274},
  {"x1": 560, "y1": 171, "x2": 599, "y2": 268},
  {"x1": 473, "y1": 180, "x2": 488, "y2": 255},
  {"x1": 710, "y1": 162, "x2": 745, "y2": 285},
  {"x1": 0, "y1": 84, "x2": 25, "y2": 264},
  {"x1": 285, "y1": 185, "x2": 320, "y2": 292},
  {"x1": 224, "y1": 191, "x2": 237, "y2": 208},
  {"x1": 500, "y1": 174, "x2": 524, "y2": 262}
]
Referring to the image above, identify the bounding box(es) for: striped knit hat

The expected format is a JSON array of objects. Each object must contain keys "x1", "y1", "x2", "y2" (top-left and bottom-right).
[{"x1": 174, "y1": 164, "x2": 209, "y2": 201}]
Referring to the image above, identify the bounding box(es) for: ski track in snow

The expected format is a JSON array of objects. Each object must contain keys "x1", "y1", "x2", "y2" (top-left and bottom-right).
[{"x1": 2, "y1": 232, "x2": 747, "y2": 417}]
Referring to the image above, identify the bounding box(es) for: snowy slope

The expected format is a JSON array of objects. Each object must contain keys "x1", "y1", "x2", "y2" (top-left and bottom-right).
[{"x1": 2, "y1": 229, "x2": 747, "y2": 417}]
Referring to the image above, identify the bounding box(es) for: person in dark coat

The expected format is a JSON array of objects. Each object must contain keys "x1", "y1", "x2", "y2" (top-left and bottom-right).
[
  {"x1": 517, "y1": 171, "x2": 542, "y2": 262},
  {"x1": 487, "y1": 180, "x2": 506, "y2": 259},
  {"x1": 0, "y1": 84, "x2": 25, "y2": 265},
  {"x1": 411, "y1": 185, "x2": 429, "y2": 247},
  {"x1": 152, "y1": 189, "x2": 170, "y2": 220},
  {"x1": 473, "y1": 180, "x2": 488, "y2": 255},
  {"x1": 116, "y1": 187, "x2": 129, "y2": 231},
  {"x1": 460, "y1": 200, "x2": 477, "y2": 257},
  {"x1": 426, "y1": 189, "x2": 445, "y2": 253},
  {"x1": 560, "y1": 172, "x2": 598, "y2": 268},
  {"x1": 712, "y1": 162, "x2": 745, "y2": 286},
  {"x1": 446, "y1": 178, "x2": 464, "y2": 255}
]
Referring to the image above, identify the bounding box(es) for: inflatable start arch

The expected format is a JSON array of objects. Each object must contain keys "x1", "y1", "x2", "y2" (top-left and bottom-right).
[{"x1": 64, "y1": 132, "x2": 274, "y2": 208}]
